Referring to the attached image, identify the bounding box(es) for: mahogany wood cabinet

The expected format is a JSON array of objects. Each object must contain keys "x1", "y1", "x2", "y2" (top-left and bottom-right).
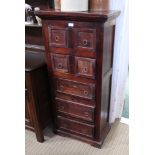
[
  {"x1": 36, "y1": 10, "x2": 120, "y2": 148},
  {"x1": 25, "y1": 52, "x2": 51, "y2": 142}
]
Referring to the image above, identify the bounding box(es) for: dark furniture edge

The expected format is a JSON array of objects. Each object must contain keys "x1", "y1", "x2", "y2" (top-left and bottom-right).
[{"x1": 35, "y1": 9, "x2": 121, "y2": 22}]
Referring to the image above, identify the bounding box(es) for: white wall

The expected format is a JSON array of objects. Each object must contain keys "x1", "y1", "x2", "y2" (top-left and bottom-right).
[{"x1": 109, "y1": 0, "x2": 129, "y2": 123}]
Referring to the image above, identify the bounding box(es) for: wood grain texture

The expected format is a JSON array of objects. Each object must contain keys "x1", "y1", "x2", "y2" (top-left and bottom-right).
[
  {"x1": 37, "y1": 10, "x2": 120, "y2": 148},
  {"x1": 25, "y1": 52, "x2": 51, "y2": 142},
  {"x1": 35, "y1": 9, "x2": 120, "y2": 22}
]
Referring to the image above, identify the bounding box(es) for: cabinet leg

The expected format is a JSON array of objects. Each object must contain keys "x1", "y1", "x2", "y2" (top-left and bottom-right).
[{"x1": 35, "y1": 130, "x2": 44, "y2": 142}]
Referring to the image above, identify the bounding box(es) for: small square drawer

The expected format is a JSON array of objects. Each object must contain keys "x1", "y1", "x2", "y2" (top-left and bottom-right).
[
  {"x1": 75, "y1": 57, "x2": 96, "y2": 79},
  {"x1": 51, "y1": 54, "x2": 70, "y2": 73},
  {"x1": 74, "y1": 28, "x2": 96, "y2": 51},
  {"x1": 48, "y1": 27, "x2": 68, "y2": 48},
  {"x1": 57, "y1": 116, "x2": 94, "y2": 138},
  {"x1": 56, "y1": 79, "x2": 95, "y2": 99},
  {"x1": 56, "y1": 98, "x2": 95, "y2": 122}
]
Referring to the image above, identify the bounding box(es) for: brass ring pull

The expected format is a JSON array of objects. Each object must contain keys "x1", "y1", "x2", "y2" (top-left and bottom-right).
[
  {"x1": 83, "y1": 39, "x2": 88, "y2": 46},
  {"x1": 82, "y1": 67, "x2": 88, "y2": 73},
  {"x1": 58, "y1": 63, "x2": 62, "y2": 69},
  {"x1": 84, "y1": 90, "x2": 88, "y2": 96},
  {"x1": 84, "y1": 111, "x2": 89, "y2": 117},
  {"x1": 73, "y1": 85, "x2": 77, "y2": 88},
  {"x1": 60, "y1": 85, "x2": 64, "y2": 91},
  {"x1": 55, "y1": 36, "x2": 59, "y2": 42}
]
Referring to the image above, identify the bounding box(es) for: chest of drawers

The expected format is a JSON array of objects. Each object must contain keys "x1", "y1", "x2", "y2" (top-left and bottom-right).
[{"x1": 36, "y1": 10, "x2": 120, "y2": 148}]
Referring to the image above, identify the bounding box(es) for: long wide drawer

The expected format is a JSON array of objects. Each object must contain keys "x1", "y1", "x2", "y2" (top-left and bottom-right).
[
  {"x1": 56, "y1": 78, "x2": 95, "y2": 99},
  {"x1": 56, "y1": 98, "x2": 95, "y2": 122},
  {"x1": 56, "y1": 92, "x2": 95, "y2": 106},
  {"x1": 57, "y1": 116, "x2": 94, "y2": 138}
]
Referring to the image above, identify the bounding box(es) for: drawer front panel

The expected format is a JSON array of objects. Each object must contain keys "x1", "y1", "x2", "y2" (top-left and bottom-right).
[
  {"x1": 57, "y1": 116, "x2": 94, "y2": 138},
  {"x1": 75, "y1": 57, "x2": 96, "y2": 79},
  {"x1": 74, "y1": 28, "x2": 96, "y2": 58},
  {"x1": 56, "y1": 92, "x2": 95, "y2": 106},
  {"x1": 48, "y1": 27, "x2": 68, "y2": 48},
  {"x1": 56, "y1": 98, "x2": 94, "y2": 122},
  {"x1": 75, "y1": 29, "x2": 96, "y2": 50},
  {"x1": 56, "y1": 79, "x2": 95, "y2": 99},
  {"x1": 51, "y1": 54, "x2": 70, "y2": 73}
]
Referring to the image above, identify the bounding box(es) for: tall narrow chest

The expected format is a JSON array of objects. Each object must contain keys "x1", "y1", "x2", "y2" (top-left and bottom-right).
[{"x1": 36, "y1": 10, "x2": 120, "y2": 148}]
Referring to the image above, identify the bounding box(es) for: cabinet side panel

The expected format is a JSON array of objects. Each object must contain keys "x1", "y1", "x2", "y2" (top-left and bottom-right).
[
  {"x1": 99, "y1": 21, "x2": 115, "y2": 139},
  {"x1": 94, "y1": 24, "x2": 104, "y2": 140},
  {"x1": 103, "y1": 21, "x2": 115, "y2": 75},
  {"x1": 32, "y1": 67, "x2": 52, "y2": 128}
]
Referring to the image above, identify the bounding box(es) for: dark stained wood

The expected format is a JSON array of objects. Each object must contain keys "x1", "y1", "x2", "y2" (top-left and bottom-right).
[
  {"x1": 56, "y1": 78, "x2": 95, "y2": 100},
  {"x1": 25, "y1": 88, "x2": 34, "y2": 130},
  {"x1": 49, "y1": 27, "x2": 69, "y2": 48},
  {"x1": 35, "y1": 9, "x2": 120, "y2": 22},
  {"x1": 37, "y1": 10, "x2": 120, "y2": 148},
  {"x1": 56, "y1": 92, "x2": 95, "y2": 106},
  {"x1": 25, "y1": 51, "x2": 51, "y2": 142},
  {"x1": 75, "y1": 57, "x2": 96, "y2": 79},
  {"x1": 57, "y1": 116, "x2": 95, "y2": 138},
  {"x1": 50, "y1": 53, "x2": 71, "y2": 73},
  {"x1": 73, "y1": 28, "x2": 96, "y2": 54},
  {"x1": 52, "y1": 72, "x2": 96, "y2": 84},
  {"x1": 56, "y1": 98, "x2": 95, "y2": 122},
  {"x1": 25, "y1": 26, "x2": 44, "y2": 47}
]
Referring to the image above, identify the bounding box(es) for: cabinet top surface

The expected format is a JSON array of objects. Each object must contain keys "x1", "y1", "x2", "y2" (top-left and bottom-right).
[
  {"x1": 35, "y1": 9, "x2": 120, "y2": 22},
  {"x1": 25, "y1": 51, "x2": 46, "y2": 72}
]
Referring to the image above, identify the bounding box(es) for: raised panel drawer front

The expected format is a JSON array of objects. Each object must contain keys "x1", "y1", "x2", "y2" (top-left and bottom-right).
[
  {"x1": 48, "y1": 26, "x2": 68, "y2": 48},
  {"x1": 57, "y1": 116, "x2": 94, "y2": 138},
  {"x1": 75, "y1": 57, "x2": 96, "y2": 79},
  {"x1": 56, "y1": 79, "x2": 95, "y2": 99},
  {"x1": 51, "y1": 54, "x2": 70, "y2": 73},
  {"x1": 56, "y1": 98, "x2": 94, "y2": 122},
  {"x1": 74, "y1": 28, "x2": 96, "y2": 58},
  {"x1": 56, "y1": 92, "x2": 95, "y2": 106}
]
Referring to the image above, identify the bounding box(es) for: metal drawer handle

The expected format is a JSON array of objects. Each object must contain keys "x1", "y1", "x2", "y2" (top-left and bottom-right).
[
  {"x1": 55, "y1": 36, "x2": 59, "y2": 42},
  {"x1": 72, "y1": 85, "x2": 77, "y2": 88},
  {"x1": 84, "y1": 90, "x2": 88, "y2": 96},
  {"x1": 83, "y1": 39, "x2": 88, "y2": 46},
  {"x1": 82, "y1": 67, "x2": 88, "y2": 73},
  {"x1": 60, "y1": 85, "x2": 64, "y2": 91},
  {"x1": 58, "y1": 63, "x2": 63, "y2": 69}
]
